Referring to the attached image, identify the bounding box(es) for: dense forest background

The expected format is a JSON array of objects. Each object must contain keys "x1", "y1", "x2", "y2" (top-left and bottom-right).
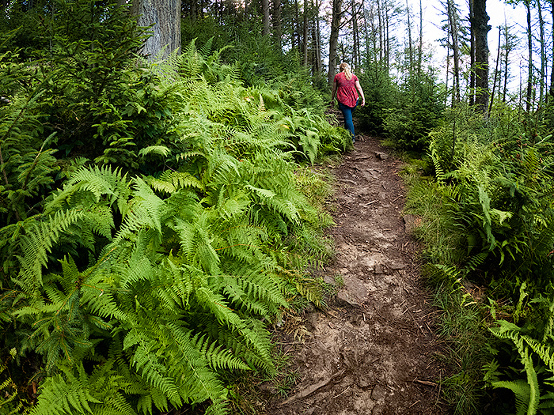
[{"x1": 2, "y1": 0, "x2": 554, "y2": 413}]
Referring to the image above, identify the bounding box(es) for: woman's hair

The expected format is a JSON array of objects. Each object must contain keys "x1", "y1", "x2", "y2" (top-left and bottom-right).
[{"x1": 339, "y1": 62, "x2": 352, "y2": 80}]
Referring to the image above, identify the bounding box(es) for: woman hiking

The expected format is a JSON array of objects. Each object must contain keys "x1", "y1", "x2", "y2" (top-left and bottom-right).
[{"x1": 331, "y1": 62, "x2": 365, "y2": 143}]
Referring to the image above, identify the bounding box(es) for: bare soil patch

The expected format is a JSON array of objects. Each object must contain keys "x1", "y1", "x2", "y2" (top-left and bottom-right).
[{"x1": 264, "y1": 136, "x2": 448, "y2": 415}]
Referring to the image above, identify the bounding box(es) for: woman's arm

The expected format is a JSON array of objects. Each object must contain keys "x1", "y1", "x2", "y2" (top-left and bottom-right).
[{"x1": 355, "y1": 80, "x2": 365, "y2": 106}]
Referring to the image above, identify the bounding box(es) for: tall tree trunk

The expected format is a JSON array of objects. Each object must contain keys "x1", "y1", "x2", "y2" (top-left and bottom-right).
[
  {"x1": 352, "y1": 0, "x2": 360, "y2": 68},
  {"x1": 272, "y1": 0, "x2": 282, "y2": 50},
  {"x1": 417, "y1": 0, "x2": 423, "y2": 76},
  {"x1": 488, "y1": 26, "x2": 501, "y2": 115},
  {"x1": 313, "y1": 0, "x2": 322, "y2": 71},
  {"x1": 471, "y1": 0, "x2": 490, "y2": 113},
  {"x1": 525, "y1": 0, "x2": 533, "y2": 111},
  {"x1": 406, "y1": 0, "x2": 414, "y2": 75},
  {"x1": 131, "y1": 0, "x2": 181, "y2": 60},
  {"x1": 294, "y1": 0, "x2": 300, "y2": 53},
  {"x1": 384, "y1": 2, "x2": 390, "y2": 71},
  {"x1": 502, "y1": 21, "x2": 513, "y2": 103},
  {"x1": 469, "y1": 0, "x2": 475, "y2": 106},
  {"x1": 190, "y1": 0, "x2": 198, "y2": 21},
  {"x1": 262, "y1": 0, "x2": 270, "y2": 36},
  {"x1": 303, "y1": 0, "x2": 308, "y2": 66},
  {"x1": 445, "y1": 29, "x2": 451, "y2": 106},
  {"x1": 328, "y1": 0, "x2": 343, "y2": 85},
  {"x1": 447, "y1": 0, "x2": 461, "y2": 105},
  {"x1": 377, "y1": 0, "x2": 383, "y2": 62},
  {"x1": 537, "y1": 0, "x2": 546, "y2": 103},
  {"x1": 550, "y1": 0, "x2": 554, "y2": 100}
]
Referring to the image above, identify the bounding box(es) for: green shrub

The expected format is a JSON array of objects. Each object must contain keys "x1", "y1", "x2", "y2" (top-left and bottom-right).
[{"x1": 382, "y1": 73, "x2": 445, "y2": 151}]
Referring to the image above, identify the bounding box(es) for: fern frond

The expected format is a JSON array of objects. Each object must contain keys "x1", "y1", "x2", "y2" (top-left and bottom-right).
[
  {"x1": 30, "y1": 365, "x2": 102, "y2": 415},
  {"x1": 146, "y1": 170, "x2": 204, "y2": 195},
  {"x1": 130, "y1": 338, "x2": 182, "y2": 405},
  {"x1": 50, "y1": 164, "x2": 130, "y2": 209},
  {"x1": 491, "y1": 379, "x2": 532, "y2": 415},
  {"x1": 490, "y1": 320, "x2": 540, "y2": 415},
  {"x1": 461, "y1": 251, "x2": 488, "y2": 276},
  {"x1": 175, "y1": 213, "x2": 221, "y2": 275},
  {"x1": 16, "y1": 209, "x2": 86, "y2": 291}
]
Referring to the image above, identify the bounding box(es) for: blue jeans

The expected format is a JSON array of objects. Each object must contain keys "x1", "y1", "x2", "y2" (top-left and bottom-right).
[{"x1": 338, "y1": 100, "x2": 358, "y2": 140}]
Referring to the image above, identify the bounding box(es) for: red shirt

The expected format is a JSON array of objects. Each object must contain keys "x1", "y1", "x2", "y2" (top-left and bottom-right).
[{"x1": 334, "y1": 72, "x2": 359, "y2": 108}]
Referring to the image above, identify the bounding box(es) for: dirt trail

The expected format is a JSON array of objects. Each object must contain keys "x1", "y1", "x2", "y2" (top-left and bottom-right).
[{"x1": 269, "y1": 136, "x2": 447, "y2": 415}]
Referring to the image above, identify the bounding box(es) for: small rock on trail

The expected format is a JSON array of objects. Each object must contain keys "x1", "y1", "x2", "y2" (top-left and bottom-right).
[{"x1": 268, "y1": 136, "x2": 447, "y2": 415}]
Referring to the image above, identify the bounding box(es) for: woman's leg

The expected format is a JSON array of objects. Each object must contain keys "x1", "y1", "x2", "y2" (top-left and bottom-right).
[{"x1": 338, "y1": 101, "x2": 357, "y2": 142}]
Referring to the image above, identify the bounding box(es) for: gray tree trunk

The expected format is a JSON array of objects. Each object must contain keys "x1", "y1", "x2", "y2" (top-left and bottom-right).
[
  {"x1": 417, "y1": 0, "x2": 423, "y2": 76},
  {"x1": 525, "y1": 0, "x2": 533, "y2": 111},
  {"x1": 550, "y1": 0, "x2": 554, "y2": 100},
  {"x1": 471, "y1": 0, "x2": 490, "y2": 113},
  {"x1": 328, "y1": 0, "x2": 343, "y2": 85},
  {"x1": 303, "y1": 0, "x2": 308, "y2": 66},
  {"x1": 447, "y1": 0, "x2": 461, "y2": 104},
  {"x1": 131, "y1": 0, "x2": 181, "y2": 60},
  {"x1": 537, "y1": 0, "x2": 546, "y2": 103},
  {"x1": 501, "y1": 21, "x2": 516, "y2": 103},
  {"x1": 384, "y1": 2, "x2": 390, "y2": 70},
  {"x1": 406, "y1": 0, "x2": 413, "y2": 75},
  {"x1": 352, "y1": 0, "x2": 360, "y2": 68},
  {"x1": 377, "y1": 0, "x2": 383, "y2": 62},
  {"x1": 488, "y1": 26, "x2": 501, "y2": 115},
  {"x1": 273, "y1": 0, "x2": 282, "y2": 50},
  {"x1": 262, "y1": 0, "x2": 270, "y2": 36},
  {"x1": 312, "y1": 0, "x2": 322, "y2": 72}
]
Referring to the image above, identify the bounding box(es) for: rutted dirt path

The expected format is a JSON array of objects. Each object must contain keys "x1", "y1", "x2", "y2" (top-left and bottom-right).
[{"x1": 269, "y1": 136, "x2": 447, "y2": 414}]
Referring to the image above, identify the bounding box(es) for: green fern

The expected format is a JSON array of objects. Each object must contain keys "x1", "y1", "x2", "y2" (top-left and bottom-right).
[
  {"x1": 3, "y1": 29, "x2": 344, "y2": 414},
  {"x1": 489, "y1": 321, "x2": 540, "y2": 415},
  {"x1": 488, "y1": 318, "x2": 554, "y2": 415},
  {"x1": 30, "y1": 362, "x2": 136, "y2": 415}
]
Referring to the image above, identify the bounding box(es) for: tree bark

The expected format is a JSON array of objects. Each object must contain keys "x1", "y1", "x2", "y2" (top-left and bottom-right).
[
  {"x1": 312, "y1": 0, "x2": 322, "y2": 71},
  {"x1": 550, "y1": 0, "x2": 554, "y2": 100},
  {"x1": 302, "y1": 0, "x2": 308, "y2": 66},
  {"x1": 537, "y1": 0, "x2": 546, "y2": 103},
  {"x1": 328, "y1": 0, "x2": 343, "y2": 85},
  {"x1": 294, "y1": 0, "x2": 300, "y2": 52},
  {"x1": 471, "y1": 0, "x2": 490, "y2": 113},
  {"x1": 525, "y1": 0, "x2": 533, "y2": 111},
  {"x1": 501, "y1": 20, "x2": 516, "y2": 103},
  {"x1": 377, "y1": 0, "x2": 383, "y2": 62},
  {"x1": 384, "y1": 1, "x2": 390, "y2": 70},
  {"x1": 418, "y1": 0, "x2": 423, "y2": 76},
  {"x1": 469, "y1": 0, "x2": 475, "y2": 106},
  {"x1": 273, "y1": 0, "x2": 282, "y2": 50},
  {"x1": 262, "y1": 0, "x2": 270, "y2": 36},
  {"x1": 131, "y1": 0, "x2": 181, "y2": 60},
  {"x1": 447, "y1": 0, "x2": 461, "y2": 105},
  {"x1": 352, "y1": 0, "x2": 360, "y2": 68},
  {"x1": 406, "y1": 0, "x2": 413, "y2": 75},
  {"x1": 488, "y1": 26, "x2": 501, "y2": 115}
]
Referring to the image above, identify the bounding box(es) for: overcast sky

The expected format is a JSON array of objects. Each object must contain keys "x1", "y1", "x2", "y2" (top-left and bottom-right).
[
  {"x1": 409, "y1": 0, "x2": 531, "y2": 89},
  {"x1": 419, "y1": 0, "x2": 526, "y2": 56}
]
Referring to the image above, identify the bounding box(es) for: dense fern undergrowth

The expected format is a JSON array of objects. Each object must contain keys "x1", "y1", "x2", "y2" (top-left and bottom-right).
[
  {"x1": 401, "y1": 102, "x2": 554, "y2": 415},
  {"x1": 0, "y1": 4, "x2": 351, "y2": 413},
  {"x1": 7, "y1": 0, "x2": 554, "y2": 414}
]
